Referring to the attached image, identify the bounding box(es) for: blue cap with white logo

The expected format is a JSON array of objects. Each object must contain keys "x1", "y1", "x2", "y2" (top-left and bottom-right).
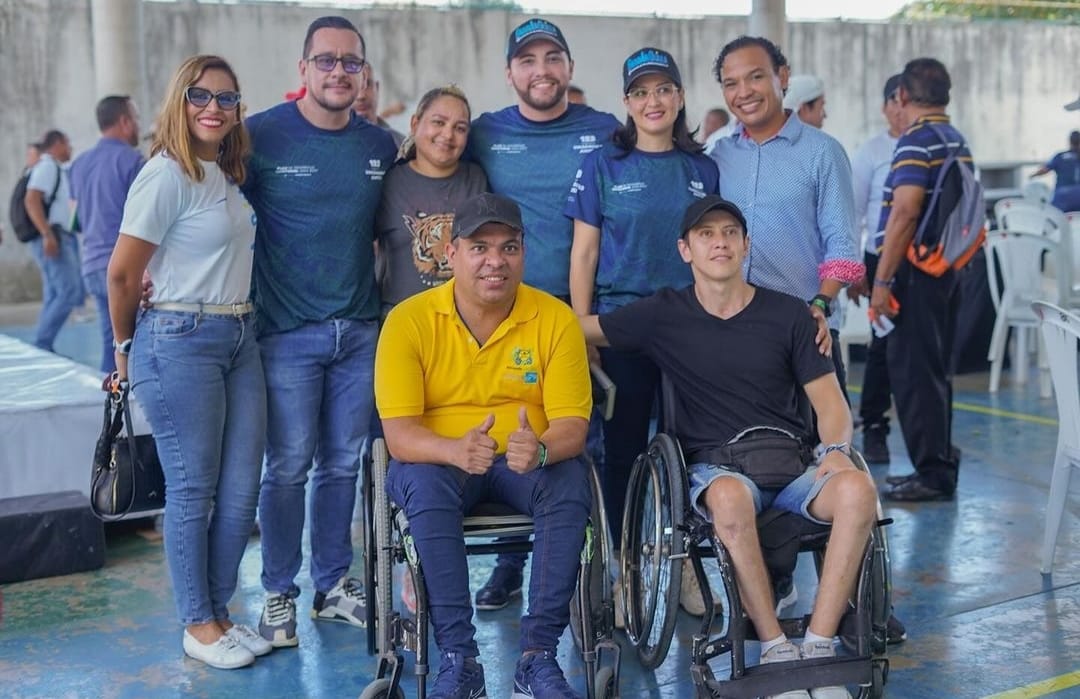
[
  {"x1": 622, "y1": 47, "x2": 682, "y2": 94},
  {"x1": 507, "y1": 18, "x2": 571, "y2": 64}
]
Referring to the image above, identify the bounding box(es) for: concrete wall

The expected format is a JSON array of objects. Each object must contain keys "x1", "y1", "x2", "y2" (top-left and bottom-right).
[{"x1": 1, "y1": 0, "x2": 1077, "y2": 300}]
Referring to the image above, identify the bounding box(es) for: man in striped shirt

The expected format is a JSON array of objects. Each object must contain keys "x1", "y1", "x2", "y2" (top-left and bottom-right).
[{"x1": 870, "y1": 58, "x2": 971, "y2": 502}]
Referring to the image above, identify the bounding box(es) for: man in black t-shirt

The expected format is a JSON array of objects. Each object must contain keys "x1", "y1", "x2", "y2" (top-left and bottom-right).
[{"x1": 580, "y1": 195, "x2": 877, "y2": 696}]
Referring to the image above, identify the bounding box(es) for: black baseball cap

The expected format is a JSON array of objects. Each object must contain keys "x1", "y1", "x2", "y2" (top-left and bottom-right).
[
  {"x1": 506, "y1": 18, "x2": 570, "y2": 63},
  {"x1": 452, "y1": 193, "x2": 524, "y2": 240},
  {"x1": 883, "y1": 74, "x2": 902, "y2": 103},
  {"x1": 681, "y1": 195, "x2": 748, "y2": 237},
  {"x1": 622, "y1": 47, "x2": 682, "y2": 94}
]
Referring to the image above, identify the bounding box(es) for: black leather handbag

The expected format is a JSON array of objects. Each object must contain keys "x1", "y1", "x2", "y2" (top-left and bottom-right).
[{"x1": 90, "y1": 382, "x2": 166, "y2": 521}]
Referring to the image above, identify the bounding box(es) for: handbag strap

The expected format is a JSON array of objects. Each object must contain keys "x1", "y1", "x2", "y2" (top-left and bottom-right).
[{"x1": 99, "y1": 383, "x2": 139, "y2": 520}]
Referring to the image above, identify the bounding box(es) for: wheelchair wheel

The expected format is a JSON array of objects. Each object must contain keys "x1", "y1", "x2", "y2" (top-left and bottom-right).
[
  {"x1": 362, "y1": 446, "x2": 378, "y2": 654},
  {"x1": 620, "y1": 434, "x2": 684, "y2": 670},
  {"x1": 371, "y1": 439, "x2": 394, "y2": 655},
  {"x1": 358, "y1": 678, "x2": 405, "y2": 699},
  {"x1": 571, "y1": 460, "x2": 614, "y2": 653}
]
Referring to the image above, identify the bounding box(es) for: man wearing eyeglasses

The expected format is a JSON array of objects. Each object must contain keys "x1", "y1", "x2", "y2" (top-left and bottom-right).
[{"x1": 240, "y1": 15, "x2": 396, "y2": 650}]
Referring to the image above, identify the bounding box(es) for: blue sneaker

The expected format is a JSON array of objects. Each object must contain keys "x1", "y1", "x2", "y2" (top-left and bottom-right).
[
  {"x1": 511, "y1": 651, "x2": 582, "y2": 699},
  {"x1": 430, "y1": 652, "x2": 487, "y2": 699}
]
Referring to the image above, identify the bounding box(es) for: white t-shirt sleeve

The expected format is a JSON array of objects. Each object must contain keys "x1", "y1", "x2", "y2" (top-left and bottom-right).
[
  {"x1": 27, "y1": 158, "x2": 60, "y2": 194},
  {"x1": 120, "y1": 156, "x2": 187, "y2": 245}
]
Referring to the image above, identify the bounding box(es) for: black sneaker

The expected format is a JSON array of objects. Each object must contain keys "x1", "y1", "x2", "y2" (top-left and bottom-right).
[
  {"x1": 474, "y1": 564, "x2": 524, "y2": 611},
  {"x1": 862, "y1": 424, "x2": 890, "y2": 465},
  {"x1": 430, "y1": 651, "x2": 487, "y2": 699},
  {"x1": 886, "y1": 612, "x2": 907, "y2": 644}
]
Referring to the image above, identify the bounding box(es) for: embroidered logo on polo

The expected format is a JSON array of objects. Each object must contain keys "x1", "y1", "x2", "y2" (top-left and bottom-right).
[
  {"x1": 573, "y1": 134, "x2": 603, "y2": 154},
  {"x1": 569, "y1": 169, "x2": 586, "y2": 196},
  {"x1": 490, "y1": 142, "x2": 528, "y2": 155},
  {"x1": 612, "y1": 182, "x2": 647, "y2": 194},
  {"x1": 512, "y1": 348, "x2": 534, "y2": 366},
  {"x1": 688, "y1": 180, "x2": 706, "y2": 198},
  {"x1": 274, "y1": 165, "x2": 318, "y2": 177},
  {"x1": 365, "y1": 158, "x2": 386, "y2": 180}
]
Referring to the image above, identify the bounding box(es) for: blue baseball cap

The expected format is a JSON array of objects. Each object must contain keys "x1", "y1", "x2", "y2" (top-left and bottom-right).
[
  {"x1": 622, "y1": 47, "x2": 682, "y2": 94},
  {"x1": 507, "y1": 18, "x2": 570, "y2": 63}
]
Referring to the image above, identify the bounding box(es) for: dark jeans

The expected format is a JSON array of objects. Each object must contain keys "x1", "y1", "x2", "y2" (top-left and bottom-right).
[
  {"x1": 860, "y1": 253, "x2": 892, "y2": 428},
  {"x1": 386, "y1": 456, "x2": 590, "y2": 656},
  {"x1": 887, "y1": 262, "x2": 961, "y2": 491},
  {"x1": 596, "y1": 346, "x2": 659, "y2": 549}
]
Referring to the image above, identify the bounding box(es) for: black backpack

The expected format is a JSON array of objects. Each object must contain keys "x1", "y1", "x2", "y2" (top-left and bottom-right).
[{"x1": 9, "y1": 166, "x2": 61, "y2": 242}]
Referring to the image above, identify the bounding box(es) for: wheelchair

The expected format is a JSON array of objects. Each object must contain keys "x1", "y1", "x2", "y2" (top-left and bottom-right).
[
  {"x1": 619, "y1": 388, "x2": 892, "y2": 698},
  {"x1": 359, "y1": 437, "x2": 622, "y2": 699}
]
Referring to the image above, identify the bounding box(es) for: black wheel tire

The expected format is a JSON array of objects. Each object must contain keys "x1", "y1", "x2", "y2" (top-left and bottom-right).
[
  {"x1": 870, "y1": 660, "x2": 887, "y2": 698},
  {"x1": 358, "y1": 678, "x2": 405, "y2": 699},
  {"x1": 571, "y1": 459, "x2": 614, "y2": 652},
  {"x1": 620, "y1": 455, "x2": 657, "y2": 646},
  {"x1": 594, "y1": 665, "x2": 618, "y2": 699},
  {"x1": 633, "y1": 434, "x2": 685, "y2": 670},
  {"x1": 372, "y1": 439, "x2": 394, "y2": 655},
  {"x1": 362, "y1": 448, "x2": 378, "y2": 655}
]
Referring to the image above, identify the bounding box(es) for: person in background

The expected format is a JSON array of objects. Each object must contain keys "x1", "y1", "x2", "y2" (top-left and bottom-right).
[
  {"x1": 568, "y1": 84, "x2": 586, "y2": 104},
  {"x1": 701, "y1": 106, "x2": 730, "y2": 141},
  {"x1": 848, "y1": 74, "x2": 904, "y2": 464},
  {"x1": 107, "y1": 54, "x2": 270, "y2": 670},
  {"x1": 783, "y1": 74, "x2": 827, "y2": 129},
  {"x1": 376, "y1": 85, "x2": 487, "y2": 313},
  {"x1": 567, "y1": 46, "x2": 720, "y2": 616},
  {"x1": 24, "y1": 129, "x2": 81, "y2": 355},
  {"x1": 68, "y1": 95, "x2": 146, "y2": 373},
  {"x1": 1030, "y1": 130, "x2": 1080, "y2": 212},
  {"x1": 353, "y1": 61, "x2": 406, "y2": 147}
]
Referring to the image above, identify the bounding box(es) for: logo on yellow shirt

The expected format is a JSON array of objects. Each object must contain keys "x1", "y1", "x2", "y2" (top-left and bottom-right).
[{"x1": 512, "y1": 348, "x2": 534, "y2": 367}]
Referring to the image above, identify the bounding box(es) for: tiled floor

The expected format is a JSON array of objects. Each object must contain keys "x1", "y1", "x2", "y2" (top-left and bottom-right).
[{"x1": 1, "y1": 315, "x2": 1078, "y2": 698}]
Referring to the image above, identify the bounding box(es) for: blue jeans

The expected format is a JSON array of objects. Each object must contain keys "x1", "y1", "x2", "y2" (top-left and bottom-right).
[
  {"x1": 386, "y1": 456, "x2": 590, "y2": 656},
  {"x1": 258, "y1": 319, "x2": 378, "y2": 596},
  {"x1": 129, "y1": 310, "x2": 266, "y2": 625},
  {"x1": 83, "y1": 268, "x2": 114, "y2": 373},
  {"x1": 688, "y1": 463, "x2": 837, "y2": 526},
  {"x1": 28, "y1": 230, "x2": 83, "y2": 352}
]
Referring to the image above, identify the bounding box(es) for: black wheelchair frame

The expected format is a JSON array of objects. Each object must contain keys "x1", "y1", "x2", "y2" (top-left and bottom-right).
[
  {"x1": 619, "y1": 410, "x2": 892, "y2": 697},
  {"x1": 359, "y1": 438, "x2": 622, "y2": 699}
]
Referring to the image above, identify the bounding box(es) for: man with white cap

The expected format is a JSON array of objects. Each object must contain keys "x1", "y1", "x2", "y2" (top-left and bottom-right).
[{"x1": 784, "y1": 74, "x2": 827, "y2": 128}]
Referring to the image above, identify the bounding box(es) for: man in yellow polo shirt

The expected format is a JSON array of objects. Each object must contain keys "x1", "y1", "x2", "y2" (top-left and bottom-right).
[{"x1": 375, "y1": 192, "x2": 592, "y2": 699}]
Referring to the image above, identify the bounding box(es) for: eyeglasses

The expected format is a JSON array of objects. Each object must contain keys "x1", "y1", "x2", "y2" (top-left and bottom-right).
[
  {"x1": 626, "y1": 83, "x2": 678, "y2": 102},
  {"x1": 307, "y1": 54, "x2": 366, "y2": 74},
  {"x1": 185, "y1": 87, "x2": 241, "y2": 110}
]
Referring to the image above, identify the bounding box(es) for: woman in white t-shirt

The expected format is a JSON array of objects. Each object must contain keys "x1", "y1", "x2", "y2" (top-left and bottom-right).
[{"x1": 106, "y1": 55, "x2": 268, "y2": 670}]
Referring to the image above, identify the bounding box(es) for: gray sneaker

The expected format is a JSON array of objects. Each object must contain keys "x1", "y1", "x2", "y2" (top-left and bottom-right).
[
  {"x1": 761, "y1": 641, "x2": 810, "y2": 699},
  {"x1": 259, "y1": 593, "x2": 299, "y2": 648},
  {"x1": 312, "y1": 576, "x2": 367, "y2": 627},
  {"x1": 800, "y1": 641, "x2": 852, "y2": 699}
]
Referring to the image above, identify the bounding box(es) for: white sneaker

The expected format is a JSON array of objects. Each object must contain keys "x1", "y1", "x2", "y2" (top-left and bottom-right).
[
  {"x1": 312, "y1": 576, "x2": 367, "y2": 627},
  {"x1": 761, "y1": 641, "x2": 811, "y2": 699},
  {"x1": 182, "y1": 630, "x2": 255, "y2": 669},
  {"x1": 679, "y1": 559, "x2": 722, "y2": 617},
  {"x1": 226, "y1": 623, "x2": 273, "y2": 657},
  {"x1": 801, "y1": 640, "x2": 852, "y2": 699}
]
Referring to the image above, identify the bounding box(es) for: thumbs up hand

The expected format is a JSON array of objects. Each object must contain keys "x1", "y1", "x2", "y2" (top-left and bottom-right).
[
  {"x1": 507, "y1": 406, "x2": 542, "y2": 473},
  {"x1": 456, "y1": 413, "x2": 497, "y2": 474}
]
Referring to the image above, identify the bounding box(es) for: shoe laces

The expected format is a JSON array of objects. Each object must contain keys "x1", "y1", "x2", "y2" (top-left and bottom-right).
[
  {"x1": 339, "y1": 577, "x2": 366, "y2": 602},
  {"x1": 264, "y1": 595, "x2": 295, "y2": 625},
  {"x1": 432, "y1": 653, "x2": 478, "y2": 694},
  {"x1": 521, "y1": 652, "x2": 573, "y2": 692},
  {"x1": 229, "y1": 624, "x2": 259, "y2": 641},
  {"x1": 215, "y1": 634, "x2": 243, "y2": 651}
]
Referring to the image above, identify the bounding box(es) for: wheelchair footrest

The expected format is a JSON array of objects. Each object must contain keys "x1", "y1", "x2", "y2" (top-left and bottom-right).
[{"x1": 700, "y1": 655, "x2": 873, "y2": 698}]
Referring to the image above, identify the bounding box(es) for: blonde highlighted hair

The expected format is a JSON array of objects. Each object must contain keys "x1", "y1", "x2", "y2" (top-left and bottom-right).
[
  {"x1": 151, "y1": 55, "x2": 249, "y2": 184},
  {"x1": 396, "y1": 84, "x2": 471, "y2": 162}
]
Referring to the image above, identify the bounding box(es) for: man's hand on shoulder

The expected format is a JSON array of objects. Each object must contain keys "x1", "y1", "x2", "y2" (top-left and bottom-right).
[
  {"x1": 506, "y1": 406, "x2": 541, "y2": 474},
  {"x1": 808, "y1": 305, "x2": 832, "y2": 356},
  {"x1": 455, "y1": 414, "x2": 497, "y2": 475}
]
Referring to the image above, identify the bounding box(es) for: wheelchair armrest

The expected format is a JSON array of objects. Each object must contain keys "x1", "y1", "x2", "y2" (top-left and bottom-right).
[{"x1": 590, "y1": 365, "x2": 616, "y2": 421}]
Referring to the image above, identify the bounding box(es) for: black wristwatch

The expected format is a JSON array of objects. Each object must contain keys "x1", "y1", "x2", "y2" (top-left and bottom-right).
[{"x1": 809, "y1": 294, "x2": 832, "y2": 318}]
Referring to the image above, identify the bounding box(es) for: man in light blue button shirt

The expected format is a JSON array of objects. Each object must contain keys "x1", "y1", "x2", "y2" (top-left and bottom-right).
[{"x1": 708, "y1": 36, "x2": 863, "y2": 400}]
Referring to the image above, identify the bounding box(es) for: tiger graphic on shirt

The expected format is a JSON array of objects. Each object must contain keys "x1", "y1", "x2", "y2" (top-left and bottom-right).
[{"x1": 404, "y1": 212, "x2": 454, "y2": 288}]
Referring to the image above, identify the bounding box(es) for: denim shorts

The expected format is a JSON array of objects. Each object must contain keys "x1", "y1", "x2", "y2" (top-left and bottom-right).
[{"x1": 687, "y1": 462, "x2": 836, "y2": 526}]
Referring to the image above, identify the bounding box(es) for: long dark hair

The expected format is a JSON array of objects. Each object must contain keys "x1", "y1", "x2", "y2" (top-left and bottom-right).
[{"x1": 612, "y1": 100, "x2": 703, "y2": 156}]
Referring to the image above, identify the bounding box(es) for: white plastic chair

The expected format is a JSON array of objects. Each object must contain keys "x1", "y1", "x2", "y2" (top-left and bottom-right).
[
  {"x1": 1031, "y1": 301, "x2": 1080, "y2": 574},
  {"x1": 985, "y1": 231, "x2": 1059, "y2": 392},
  {"x1": 1022, "y1": 180, "x2": 1052, "y2": 205},
  {"x1": 838, "y1": 296, "x2": 872, "y2": 371},
  {"x1": 1063, "y1": 211, "x2": 1080, "y2": 308}
]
